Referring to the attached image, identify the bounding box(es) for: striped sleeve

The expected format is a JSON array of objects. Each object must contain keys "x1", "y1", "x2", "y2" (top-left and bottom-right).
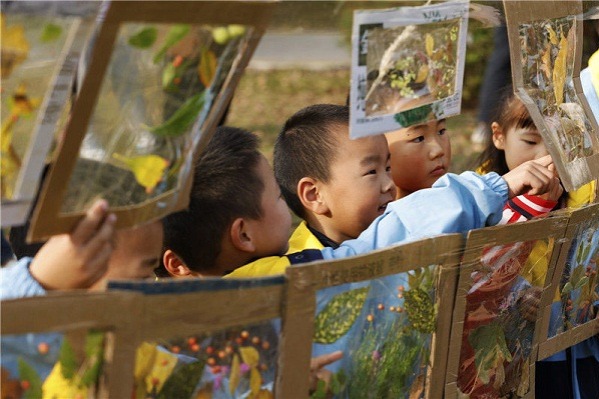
[{"x1": 499, "y1": 194, "x2": 557, "y2": 225}]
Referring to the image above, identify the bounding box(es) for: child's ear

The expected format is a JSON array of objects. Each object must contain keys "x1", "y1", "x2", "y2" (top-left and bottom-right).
[
  {"x1": 491, "y1": 122, "x2": 506, "y2": 150},
  {"x1": 163, "y1": 250, "x2": 195, "y2": 277},
  {"x1": 230, "y1": 217, "x2": 256, "y2": 253},
  {"x1": 297, "y1": 177, "x2": 329, "y2": 215}
]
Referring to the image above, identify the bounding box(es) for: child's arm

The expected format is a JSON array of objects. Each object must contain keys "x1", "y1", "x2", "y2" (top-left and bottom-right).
[
  {"x1": 1, "y1": 199, "x2": 117, "y2": 300},
  {"x1": 322, "y1": 155, "x2": 559, "y2": 260}
]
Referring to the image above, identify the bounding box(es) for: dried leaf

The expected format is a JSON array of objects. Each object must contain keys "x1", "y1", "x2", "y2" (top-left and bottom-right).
[
  {"x1": 516, "y1": 358, "x2": 530, "y2": 396},
  {"x1": 249, "y1": 367, "x2": 262, "y2": 396},
  {"x1": 415, "y1": 64, "x2": 429, "y2": 84},
  {"x1": 546, "y1": 25, "x2": 558, "y2": 45},
  {"x1": 408, "y1": 373, "x2": 425, "y2": 399},
  {"x1": 239, "y1": 346, "x2": 260, "y2": 368},
  {"x1": 425, "y1": 33, "x2": 434, "y2": 57},
  {"x1": 541, "y1": 46, "x2": 552, "y2": 80},
  {"x1": 113, "y1": 153, "x2": 169, "y2": 194},
  {"x1": 229, "y1": 354, "x2": 241, "y2": 395},
  {"x1": 198, "y1": 48, "x2": 217, "y2": 87},
  {"x1": 552, "y1": 35, "x2": 568, "y2": 106},
  {"x1": 1, "y1": 17, "x2": 30, "y2": 77}
]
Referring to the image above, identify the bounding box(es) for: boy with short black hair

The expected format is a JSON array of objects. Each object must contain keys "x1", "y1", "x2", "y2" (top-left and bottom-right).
[
  {"x1": 273, "y1": 104, "x2": 396, "y2": 249},
  {"x1": 161, "y1": 126, "x2": 292, "y2": 277}
]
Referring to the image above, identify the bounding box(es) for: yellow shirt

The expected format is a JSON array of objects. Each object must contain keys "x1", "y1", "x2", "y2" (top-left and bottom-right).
[{"x1": 226, "y1": 222, "x2": 324, "y2": 278}]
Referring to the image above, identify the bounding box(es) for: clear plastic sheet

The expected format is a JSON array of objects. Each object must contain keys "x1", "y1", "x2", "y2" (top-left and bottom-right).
[
  {"x1": 0, "y1": 1, "x2": 100, "y2": 226},
  {"x1": 456, "y1": 238, "x2": 555, "y2": 398},
  {"x1": 60, "y1": 22, "x2": 253, "y2": 214}
]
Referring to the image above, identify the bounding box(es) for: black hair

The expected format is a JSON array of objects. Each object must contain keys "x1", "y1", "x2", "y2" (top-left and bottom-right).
[
  {"x1": 476, "y1": 96, "x2": 535, "y2": 175},
  {"x1": 162, "y1": 126, "x2": 264, "y2": 274},
  {"x1": 273, "y1": 104, "x2": 349, "y2": 219}
]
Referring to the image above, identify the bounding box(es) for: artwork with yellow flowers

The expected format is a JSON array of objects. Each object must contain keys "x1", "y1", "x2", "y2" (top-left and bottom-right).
[
  {"x1": 0, "y1": 2, "x2": 101, "y2": 226},
  {"x1": 504, "y1": 1, "x2": 599, "y2": 192},
  {"x1": 27, "y1": 1, "x2": 275, "y2": 241},
  {"x1": 349, "y1": 0, "x2": 469, "y2": 139}
]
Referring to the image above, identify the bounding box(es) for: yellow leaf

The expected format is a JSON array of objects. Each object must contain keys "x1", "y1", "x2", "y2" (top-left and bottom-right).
[
  {"x1": 133, "y1": 342, "x2": 178, "y2": 394},
  {"x1": 239, "y1": 346, "x2": 259, "y2": 368},
  {"x1": 249, "y1": 367, "x2": 262, "y2": 397},
  {"x1": 229, "y1": 354, "x2": 241, "y2": 395},
  {"x1": 198, "y1": 48, "x2": 217, "y2": 87},
  {"x1": 553, "y1": 35, "x2": 568, "y2": 106},
  {"x1": 425, "y1": 33, "x2": 434, "y2": 57},
  {"x1": 113, "y1": 153, "x2": 169, "y2": 194},
  {"x1": 1, "y1": 15, "x2": 30, "y2": 78},
  {"x1": 541, "y1": 46, "x2": 552, "y2": 80},
  {"x1": 42, "y1": 363, "x2": 88, "y2": 399},
  {"x1": 415, "y1": 64, "x2": 429, "y2": 84},
  {"x1": 546, "y1": 25, "x2": 558, "y2": 45},
  {"x1": 195, "y1": 386, "x2": 213, "y2": 399},
  {"x1": 254, "y1": 389, "x2": 274, "y2": 399}
]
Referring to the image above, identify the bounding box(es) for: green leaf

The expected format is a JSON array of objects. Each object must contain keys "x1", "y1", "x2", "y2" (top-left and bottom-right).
[
  {"x1": 310, "y1": 379, "x2": 327, "y2": 399},
  {"x1": 157, "y1": 360, "x2": 205, "y2": 399},
  {"x1": 562, "y1": 281, "x2": 573, "y2": 295},
  {"x1": 313, "y1": 287, "x2": 370, "y2": 344},
  {"x1": 394, "y1": 104, "x2": 433, "y2": 127},
  {"x1": 40, "y1": 23, "x2": 62, "y2": 42},
  {"x1": 17, "y1": 358, "x2": 43, "y2": 399},
  {"x1": 149, "y1": 92, "x2": 205, "y2": 137},
  {"x1": 162, "y1": 63, "x2": 177, "y2": 89},
  {"x1": 128, "y1": 27, "x2": 158, "y2": 49},
  {"x1": 58, "y1": 338, "x2": 78, "y2": 380},
  {"x1": 80, "y1": 332, "x2": 105, "y2": 387},
  {"x1": 468, "y1": 323, "x2": 513, "y2": 386},
  {"x1": 153, "y1": 25, "x2": 190, "y2": 64},
  {"x1": 575, "y1": 276, "x2": 589, "y2": 290}
]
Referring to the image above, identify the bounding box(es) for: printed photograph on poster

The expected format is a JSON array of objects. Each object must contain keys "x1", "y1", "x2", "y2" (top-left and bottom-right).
[{"x1": 349, "y1": 1, "x2": 469, "y2": 139}]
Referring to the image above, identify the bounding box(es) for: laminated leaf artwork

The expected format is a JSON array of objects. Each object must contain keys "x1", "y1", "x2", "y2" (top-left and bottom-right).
[
  {"x1": 539, "y1": 204, "x2": 599, "y2": 358},
  {"x1": 349, "y1": 1, "x2": 468, "y2": 139},
  {"x1": 1, "y1": 329, "x2": 108, "y2": 399},
  {"x1": 453, "y1": 239, "x2": 556, "y2": 399},
  {"x1": 305, "y1": 256, "x2": 457, "y2": 398},
  {"x1": 28, "y1": 1, "x2": 274, "y2": 241},
  {"x1": 0, "y1": 2, "x2": 100, "y2": 226},
  {"x1": 504, "y1": 1, "x2": 599, "y2": 191},
  {"x1": 107, "y1": 276, "x2": 283, "y2": 399}
]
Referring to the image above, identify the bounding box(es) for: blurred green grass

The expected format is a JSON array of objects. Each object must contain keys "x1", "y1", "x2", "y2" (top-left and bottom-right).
[{"x1": 227, "y1": 68, "x2": 482, "y2": 174}]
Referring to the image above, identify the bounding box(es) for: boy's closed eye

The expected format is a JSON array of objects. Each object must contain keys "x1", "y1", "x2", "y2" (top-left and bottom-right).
[{"x1": 438, "y1": 128, "x2": 447, "y2": 136}]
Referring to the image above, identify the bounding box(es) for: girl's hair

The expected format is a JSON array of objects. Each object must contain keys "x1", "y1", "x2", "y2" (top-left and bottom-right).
[{"x1": 476, "y1": 96, "x2": 535, "y2": 175}]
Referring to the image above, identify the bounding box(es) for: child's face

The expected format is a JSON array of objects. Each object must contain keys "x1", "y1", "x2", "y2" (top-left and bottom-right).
[
  {"x1": 250, "y1": 156, "x2": 292, "y2": 257},
  {"x1": 492, "y1": 122, "x2": 549, "y2": 171},
  {"x1": 320, "y1": 129, "x2": 396, "y2": 242},
  {"x1": 385, "y1": 119, "x2": 451, "y2": 197}
]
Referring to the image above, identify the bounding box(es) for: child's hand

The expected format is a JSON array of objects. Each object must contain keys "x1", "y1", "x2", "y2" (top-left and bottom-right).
[
  {"x1": 29, "y1": 199, "x2": 117, "y2": 290},
  {"x1": 502, "y1": 155, "x2": 561, "y2": 199},
  {"x1": 309, "y1": 350, "x2": 343, "y2": 395},
  {"x1": 517, "y1": 286, "x2": 542, "y2": 322}
]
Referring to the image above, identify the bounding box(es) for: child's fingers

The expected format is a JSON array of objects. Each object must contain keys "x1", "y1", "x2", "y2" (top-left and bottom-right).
[
  {"x1": 71, "y1": 199, "x2": 109, "y2": 246},
  {"x1": 533, "y1": 154, "x2": 553, "y2": 168},
  {"x1": 82, "y1": 213, "x2": 117, "y2": 258},
  {"x1": 310, "y1": 351, "x2": 343, "y2": 370},
  {"x1": 83, "y1": 241, "x2": 114, "y2": 286}
]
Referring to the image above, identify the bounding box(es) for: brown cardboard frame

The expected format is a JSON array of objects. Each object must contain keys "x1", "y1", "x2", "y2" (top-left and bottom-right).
[
  {"x1": 444, "y1": 214, "x2": 569, "y2": 399},
  {"x1": 538, "y1": 203, "x2": 599, "y2": 360},
  {"x1": 27, "y1": 1, "x2": 276, "y2": 242},
  {"x1": 277, "y1": 234, "x2": 464, "y2": 399},
  {"x1": 1, "y1": 4, "x2": 101, "y2": 227},
  {"x1": 504, "y1": 1, "x2": 599, "y2": 192},
  {"x1": 1, "y1": 291, "x2": 142, "y2": 399}
]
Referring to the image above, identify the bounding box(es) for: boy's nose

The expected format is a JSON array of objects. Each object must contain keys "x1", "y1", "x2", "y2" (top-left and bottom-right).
[
  {"x1": 429, "y1": 139, "x2": 445, "y2": 159},
  {"x1": 382, "y1": 173, "x2": 396, "y2": 195}
]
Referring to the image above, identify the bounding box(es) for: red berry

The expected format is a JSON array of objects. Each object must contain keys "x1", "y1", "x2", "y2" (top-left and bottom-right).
[
  {"x1": 261, "y1": 341, "x2": 270, "y2": 350},
  {"x1": 240, "y1": 331, "x2": 249, "y2": 339},
  {"x1": 37, "y1": 342, "x2": 49, "y2": 355},
  {"x1": 20, "y1": 380, "x2": 30, "y2": 390},
  {"x1": 187, "y1": 337, "x2": 197, "y2": 346},
  {"x1": 191, "y1": 343, "x2": 200, "y2": 352},
  {"x1": 251, "y1": 336, "x2": 261, "y2": 345},
  {"x1": 206, "y1": 346, "x2": 214, "y2": 355},
  {"x1": 171, "y1": 345, "x2": 181, "y2": 354}
]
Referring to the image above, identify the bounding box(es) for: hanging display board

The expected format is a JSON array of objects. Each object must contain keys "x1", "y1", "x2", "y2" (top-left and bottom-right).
[
  {"x1": 28, "y1": 1, "x2": 275, "y2": 242},
  {"x1": 504, "y1": 1, "x2": 599, "y2": 192},
  {"x1": 349, "y1": 0, "x2": 469, "y2": 139},
  {"x1": 1, "y1": 1, "x2": 101, "y2": 226},
  {"x1": 538, "y1": 203, "x2": 599, "y2": 360},
  {"x1": 278, "y1": 234, "x2": 463, "y2": 399},
  {"x1": 445, "y1": 215, "x2": 568, "y2": 399}
]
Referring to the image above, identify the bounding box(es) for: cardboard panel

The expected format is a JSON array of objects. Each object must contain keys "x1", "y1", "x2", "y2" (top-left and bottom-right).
[
  {"x1": 278, "y1": 234, "x2": 464, "y2": 399},
  {"x1": 445, "y1": 214, "x2": 569, "y2": 399},
  {"x1": 504, "y1": 1, "x2": 599, "y2": 192},
  {"x1": 538, "y1": 203, "x2": 599, "y2": 359},
  {"x1": 1, "y1": 291, "x2": 141, "y2": 399},
  {"x1": 108, "y1": 275, "x2": 284, "y2": 399},
  {"x1": 1, "y1": 2, "x2": 101, "y2": 226},
  {"x1": 28, "y1": 1, "x2": 276, "y2": 242}
]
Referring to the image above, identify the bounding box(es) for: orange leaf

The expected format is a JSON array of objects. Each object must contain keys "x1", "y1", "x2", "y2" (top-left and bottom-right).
[
  {"x1": 198, "y1": 48, "x2": 217, "y2": 87},
  {"x1": 553, "y1": 35, "x2": 568, "y2": 106}
]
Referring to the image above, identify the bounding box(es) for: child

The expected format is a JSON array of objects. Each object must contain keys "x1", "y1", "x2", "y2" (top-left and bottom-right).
[
  {"x1": 384, "y1": 117, "x2": 451, "y2": 198},
  {"x1": 471, "y1": 95, "x2": 598, "y2": 398},
  {"x1": 1, "y1": 200, "x2": 164, "y2": 384}
]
